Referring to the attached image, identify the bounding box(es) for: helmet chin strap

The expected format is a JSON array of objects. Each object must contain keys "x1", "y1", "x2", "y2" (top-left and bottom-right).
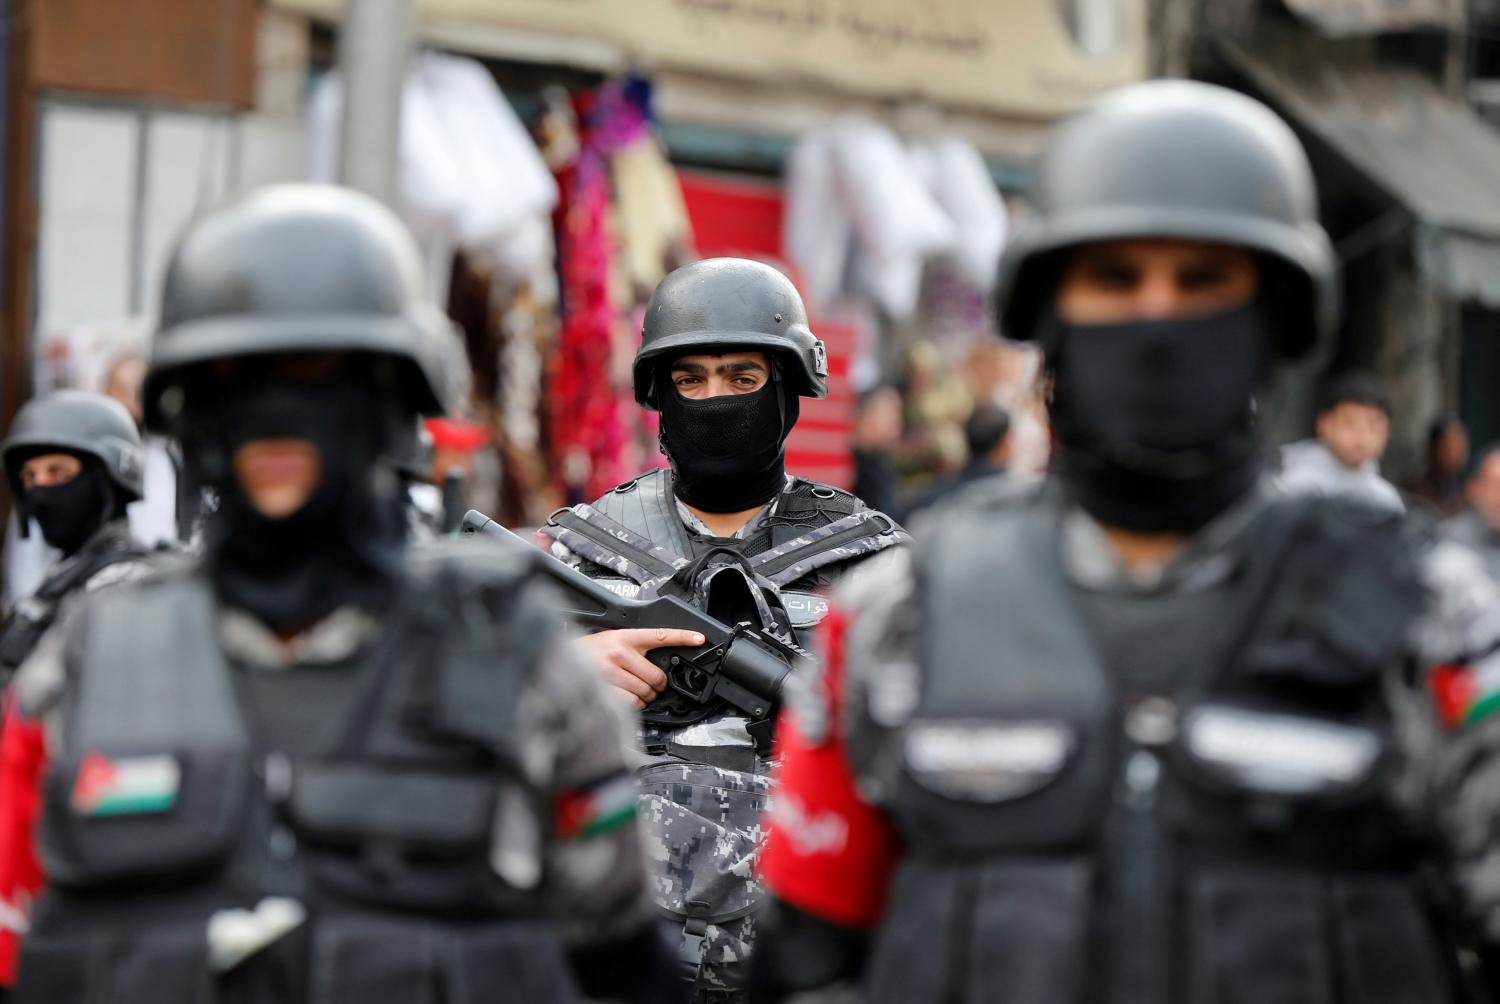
[{"x1": 773, "y1": 369, "x2": 791, "y2": 445}]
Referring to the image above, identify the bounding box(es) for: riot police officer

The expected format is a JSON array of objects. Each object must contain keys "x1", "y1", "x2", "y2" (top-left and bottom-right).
[
  {"x1": 540, "y1": 257, "x2": 905, "y2": 1001},
  {"x1": 0, "y1": 390, "x2": 152, "y2": 676},
  {"x1": 6, "y1": 185, "x2": 676, "y2": 1003},
  {"x1": 752, "y1": 81, "x2": 1500, "y2": 1003},
  {"x1": 0, "y1": 391, "x2": 154, "y2": 989}
]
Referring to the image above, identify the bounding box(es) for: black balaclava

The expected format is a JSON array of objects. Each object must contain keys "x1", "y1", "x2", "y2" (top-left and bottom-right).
[
  {"x1": 1047, "y1": 302, "x2": 1268, "y2": 533},
  {"x1": 23, "y1": 459, "x2": 120, "y2": 556},
  {"x1": 659, "y1": 375, "x2": 799, "y2": 515},
  {"x1": 189, "y1": 363, "x2": 407, "y2": 633}
]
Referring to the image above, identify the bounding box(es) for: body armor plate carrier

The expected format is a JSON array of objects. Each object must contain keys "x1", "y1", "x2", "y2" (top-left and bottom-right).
[
  {"x1": 857, "y1": 488, "x2": 1457, "y2": 1004},
  {"x1": 17, "y1": 540, "x2": 577, "y2": 1004}
]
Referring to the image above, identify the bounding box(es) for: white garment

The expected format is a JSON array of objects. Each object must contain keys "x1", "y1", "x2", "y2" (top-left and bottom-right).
[
  {"x1": 307, "y1": 53, "x2": 558, "y2": 296},
  {"x1": 910, "y1": 135, "x2": 1009, "y2": 292},
  {"x1": 831, "y1": 118, "x2": 953, "y2": 320},
  {"x1": 782, "y1": 130, "x2": 852, "y2": 316},
  {"x1": 306, "y1": 70, "x2": 455, "y2": 296},
  {"x1": 1276, "y1": 439, "x2": 1405, "y2": 514},
  {"x1": 415, "y1": 53, "x2": 558, "y2": 259},
  {"x1": 127, "y1": 436, "x2": 179, "y2": 547},
  {"x1": 782, "y1": 118, "x2": 1007, "y2": 321},
  {"x1": 3, "y1": 515, "x2": 56, "y2": 612}
]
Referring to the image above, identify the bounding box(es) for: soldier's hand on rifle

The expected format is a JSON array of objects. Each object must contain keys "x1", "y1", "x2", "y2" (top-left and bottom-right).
[{"x1": 576, "y1": 628, "x2": 706, "y2": 710}]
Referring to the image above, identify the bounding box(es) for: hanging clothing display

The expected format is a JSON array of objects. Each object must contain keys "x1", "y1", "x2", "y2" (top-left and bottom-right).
[
  {"x1": 306, "y1": 52, "x2": 559, "y2": 299},
  {"x1": 783, "y1": 117, "x2": 1009, "y2": 322},
  {"x1": 549, "y1": 89, "x2": 628, "y2": 505}
]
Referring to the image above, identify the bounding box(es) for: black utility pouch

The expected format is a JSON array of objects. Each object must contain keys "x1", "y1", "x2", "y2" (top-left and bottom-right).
[
  {"x1": 18, "y1": 920, "x2": 216, "y2": 1004},
  {"x1": 308, "y1": 914, "x2": 576, "y2": 1004},
  {"x1": 285, "y1": 763, "x2": 499, "y2": 914},
  {"x1": 1184, "y1": 866, "x2": 1334, "y2": 1004},
  {"x1": 1326, "y1": 878, "x2": 1456, "y2": 1004},
  {"x1": 41, "y1": 746, "x2": 252, "y2": 889},
  {"x1": 866, "y1": 856, "x2": 1093, "y2": 1004}
]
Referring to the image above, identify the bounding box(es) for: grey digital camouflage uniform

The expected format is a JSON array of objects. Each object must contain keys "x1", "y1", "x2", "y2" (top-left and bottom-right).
[{"x1": 546, "y1": 469, "x2": 904, "y2": 1001}]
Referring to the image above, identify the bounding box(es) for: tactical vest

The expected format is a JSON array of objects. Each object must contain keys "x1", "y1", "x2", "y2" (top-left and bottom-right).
[
  {"x1": 16, "y1": 542, "x2": 577, "y2": 1004},
  {"x1": 0, "y1": 520, "x2": 149, "y2": 675},
  {"x1": 859, "y1": 489, "x2": 1457, "y2": 1004},
  {"x1": 542, "y1": 469, "x2": 904, "y2": 999},
  {"x1": 540, "y1": 468, "x2": 906, "y2": 735}
]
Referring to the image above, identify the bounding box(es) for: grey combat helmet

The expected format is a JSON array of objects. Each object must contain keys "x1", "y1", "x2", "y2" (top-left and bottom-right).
[
  {"x1": 997, "y1": 80, "x2": 1337, "y2": 359},
  {"x1": 1, "y1": 390, "x2": 144, "y2": 502},
  {"x1": 633, "y1": 257, "x2": 828, "y2": 411},
  {"x1": 145, "y1": 184, "x2": 453, "y2": 432}
]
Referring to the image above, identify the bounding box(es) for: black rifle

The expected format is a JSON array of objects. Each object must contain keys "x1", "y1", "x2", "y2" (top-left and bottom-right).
[
  {"x1": 439, "y1": 467, "x2": 466, "y2": 534},
  {"x1": 460, "y1": 509, "x2": 797, "y2": 724}
]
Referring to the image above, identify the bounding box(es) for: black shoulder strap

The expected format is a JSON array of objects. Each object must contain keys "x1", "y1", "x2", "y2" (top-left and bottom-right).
[
  {"x1": 751, "y1": 510, "x2": 905, "y2": 586},
  {"x1": 606, "y1": 468, "x2": 695, "y2": 563},
  {"x1": 547, "y1": 507, "x2": 680, "y2": 583},
  {"x1": 34, "y1": 533, "x2": 150, "y2": 603},
  {"x1": 747, "y1": 480, "x2": 905, "y2": 585}
]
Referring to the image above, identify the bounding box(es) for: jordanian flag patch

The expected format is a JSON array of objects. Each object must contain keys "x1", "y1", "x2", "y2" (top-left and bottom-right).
[
  {"x1": 1431, "y1": 647, "x2": 1500, "y2": 730},
  {"x1": 555, "y1": 773, "x2": 637, "y2": 841},
  {"x1": 71, "y1": 753, "x2": 181, "y2": 817}
]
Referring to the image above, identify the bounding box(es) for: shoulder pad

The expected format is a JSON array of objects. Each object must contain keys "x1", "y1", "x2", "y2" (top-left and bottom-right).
[
  {"x1": 404, "y1": 538, "x2": 559, "y2": 660},
  {"x1": 604, "y1": 467, "x2": 668, "y2": 498},
  {"x1": 793, "y1": 477, "x2": 864, "y2": 509},
  {"x1": 1255, "y1": 482, "x2": 1406, "y2": 531},
  {"x1": 778, "y1": 478, "x2": 866, "y2": 524},
  {"x1": 564, "y1": 467, "x2": 678, "y2": 549}
]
